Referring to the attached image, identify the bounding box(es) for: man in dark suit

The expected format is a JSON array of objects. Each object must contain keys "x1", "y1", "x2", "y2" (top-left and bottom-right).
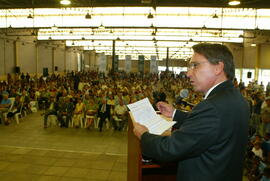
[
  {"x1": 133, "y1": 43, "x2": 250, "y2": 181},
  {"x1": 97, "y1": 98, "x2": 111, "y2": 132}
]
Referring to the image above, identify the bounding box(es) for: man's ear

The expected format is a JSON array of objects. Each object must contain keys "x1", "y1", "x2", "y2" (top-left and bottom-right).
[{"x1": 215, "y1": 61, "x2": 224, "y2": 75}]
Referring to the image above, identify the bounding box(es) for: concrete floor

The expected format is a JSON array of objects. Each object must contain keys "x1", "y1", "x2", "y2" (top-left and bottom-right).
[{"x1": 0, "y1": 112, "x2": 127, "y2": 181}]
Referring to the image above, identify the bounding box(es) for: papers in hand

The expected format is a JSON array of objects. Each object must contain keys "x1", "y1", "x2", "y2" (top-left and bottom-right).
[{"x1": 127, "y1": 98, "x2": 176, "y2": 135}]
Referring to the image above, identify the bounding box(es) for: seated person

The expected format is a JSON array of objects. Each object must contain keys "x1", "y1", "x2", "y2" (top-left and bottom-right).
[
  {"x1": 252, "y1": 141, "x2": 264, "y2": 160},
  {"x1": 20, "y1": 89, "x2": 31, "y2": 114},
  {"x1": 247, "y1": 156, "x2": 261, "y2": 181},
  {"x1": 58, "y1": 97, "x2": 74, "y2": 128},
  {"x1": 97, "y1": 98, "x2": 110, "y2": 132},
  {"x1": 112, "y1": 99, "x2": 128, "y2": 131},
  {"x1": 84, "y1": 95, "x2": 98, "y2": 129},
  {"x1": 261, "y1": 167, "x2": 270, "y2": 181},
  {"x1": 38, "y1": 89, "x2": 50, "y2": 110},
  {"x1": 72, "y1": 98, "x2": 85, "y2": 128},
  {"x1": 7, "y1": 95, "x2": 22, "y2": 123},
  {"x1": 261, "y1": 97, "x2": 270, "y2": 135},
  {"x1": 0, "y1": 91, "x2": 12, "y2": 124},
  {"x1": 43, "y1": 96, "x2": 58, "y2": 128}
]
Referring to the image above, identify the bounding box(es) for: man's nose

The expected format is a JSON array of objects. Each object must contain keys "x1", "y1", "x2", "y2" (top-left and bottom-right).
[{"x1": 186, "y1": 70, "x2": 192, "y2": 78}]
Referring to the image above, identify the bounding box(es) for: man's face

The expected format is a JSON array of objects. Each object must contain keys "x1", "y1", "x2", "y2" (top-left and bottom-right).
[{"x1": 186, "y1": 52, "x2": 218, "y2": 94}]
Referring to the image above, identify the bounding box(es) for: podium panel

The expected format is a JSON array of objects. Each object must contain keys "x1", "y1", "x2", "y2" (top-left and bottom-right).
[{"x1": 127, "y1": 115, "x2": 177, "y2": 181}]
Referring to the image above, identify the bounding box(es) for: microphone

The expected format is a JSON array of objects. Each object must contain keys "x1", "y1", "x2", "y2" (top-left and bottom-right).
[{"x1": 179, "y1": 89, "x2": 189, "y2": 98}]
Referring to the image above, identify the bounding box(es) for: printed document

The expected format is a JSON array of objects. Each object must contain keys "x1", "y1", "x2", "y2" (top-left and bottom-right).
[{"x1": 127, "y1": 98, "x2": 176, "y2": 135}]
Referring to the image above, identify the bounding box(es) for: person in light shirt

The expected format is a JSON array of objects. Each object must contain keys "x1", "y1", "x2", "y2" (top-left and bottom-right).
[
  {"x1": 113, "y1": 99, "x2": 128, "y2": 131},
  {"x1": 252, "y1": 142, "x2": 263, "y2": 159},
  {"x1": 0, "y1": 91, "x2": 11, "y2": 124}
]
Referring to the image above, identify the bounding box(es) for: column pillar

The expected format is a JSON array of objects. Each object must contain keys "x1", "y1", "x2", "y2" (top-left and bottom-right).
[{"x1": 254, "y1": 44, "x2": 260, "y2": 81}]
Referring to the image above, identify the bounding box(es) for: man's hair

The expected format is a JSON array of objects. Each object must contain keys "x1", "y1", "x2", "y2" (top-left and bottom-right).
[{"x1": 192, "y1": 43, "x2": 235, "y2": 80}]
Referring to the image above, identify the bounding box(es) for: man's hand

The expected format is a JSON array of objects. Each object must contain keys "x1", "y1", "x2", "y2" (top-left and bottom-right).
[
  {"x1": 133, "y1": 122, "x2": 149, "y2": 140},
  {"x1": 156, "y1": 101, "x2": 175, "y2": 118}
]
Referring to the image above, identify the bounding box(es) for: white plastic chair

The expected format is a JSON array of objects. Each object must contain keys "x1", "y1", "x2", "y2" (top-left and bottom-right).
[
  {"x1": 14, "y1": 104, "x2": 24, "y2": 124},
  {"x1": 14, "y1": 99, "x2": 28, "y2": 124},
  {"x1": 3, "y1": 97, "x2": 15, "y2": 121},
  {"x1": 94, "y1": 117, "x2": 100, "y2": 129},
  {"x1": 48, "y1": 115, "x2": 58, "y2": 127},
  {"x1": 29, "y1": 101, "x2": 38, "y2": 113},
  {"x1": 71, "y1": 114, "x2": 84, "y2": 128}
]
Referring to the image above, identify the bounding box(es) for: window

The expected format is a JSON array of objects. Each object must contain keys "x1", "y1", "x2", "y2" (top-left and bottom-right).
[{"x1": 258, "y1": 69, "x2": 270, "y2": 90}]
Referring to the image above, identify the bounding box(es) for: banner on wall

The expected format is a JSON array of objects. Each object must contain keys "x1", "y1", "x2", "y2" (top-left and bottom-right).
[
  {"x1": 150, "y1": 55, "x2": 158, "y2": 73},
  {"x1": 125, "y1": 55, "x2": 132, "y2": 73},
  {"x1": 98, "y1": 53, "x2": 107, "y2": 72},
  {"x1": 138, "y1": 55, "x2": 144, "y2": 74},
  {"x1": 113, "y1": 55, "x2": 119, "y2": 72}
]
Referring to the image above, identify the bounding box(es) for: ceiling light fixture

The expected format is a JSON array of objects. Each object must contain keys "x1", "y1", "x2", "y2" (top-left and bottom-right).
[
  {"x1": 85, "y1": 13, "x2": 92, "y2": 19},
  {"x1": 60, "y1": 0, "x2": 71, "y2": 5},
  {"x1": 147, "y1": 11, "x2": 154, "y2": 19},
  {"x1": 98, "y1": 23, "x2": 105, "y2": 29},
  {"x1": 51, "y1": 24, "x2": 58, "y2": 30},
  {"x1": 212, "y1": 13, "x2": 218, "y2": 18},
  {"x1": 27, "y1": 14, "x2": 33, "y2": 19},
  {"x1": 228, "y1": 0, "x2": 241, "y2": 6}
]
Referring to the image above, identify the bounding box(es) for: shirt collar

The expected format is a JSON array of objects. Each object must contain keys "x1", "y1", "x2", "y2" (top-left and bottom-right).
[{"x1": 204, "y1": 81, "x2": 225, "y2": 99}]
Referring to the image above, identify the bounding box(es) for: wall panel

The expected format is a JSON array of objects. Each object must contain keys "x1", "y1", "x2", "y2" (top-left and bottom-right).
[
  {"x1": 243, "y1": 46, "x2": 256, "y2": 68},
  {"x1": 227, "y1": 43, "x2": 243, "y2": 68},
  {"x1": 20, "y1": 43, "x2": 36, "y2": 74},
  {"x1": 0, "y1": 39, "x2": 5, "y2": 75},
  {"x1": 66, "y1": 51, "x2": 78, "y2": 72},
  {"x1": 54, "y1": 48, "x2": 65, "y2": 72},
  {"x1": 38, "y1": 45, "x2": 52, "y2": 74},
  {"x1": 260, "y1": 44, "x2": 270, "y2": 69},
  {"x1": 84, "y1": 52, "x2": 90, "y2": 68},
  {"x1": 5, "y1": 40, "x2": 15, "y2": 74},
  {"x1": 0, "y1": 39, "x2": 15, "y2": 75}
]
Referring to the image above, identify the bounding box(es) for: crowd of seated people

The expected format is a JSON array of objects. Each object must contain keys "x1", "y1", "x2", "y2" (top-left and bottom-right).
[
  {"x1": 2, "y1": 71, "x2": 269, "y2": 129},
  {"x1": 0, "y1": 70, "x2": 196, "y2": 131},
  {"x1": 0, "y1": 71, "x2": 270, "y2": 157}
]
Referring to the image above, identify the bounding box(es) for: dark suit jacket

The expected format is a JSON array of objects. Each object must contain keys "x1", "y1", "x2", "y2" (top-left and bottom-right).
[
  {"x1": 141, "y1": 80, "x2": 250, "y2": 181},
  {"x1": 97, "y1": 103, "x2": 111, "y2": 119}
]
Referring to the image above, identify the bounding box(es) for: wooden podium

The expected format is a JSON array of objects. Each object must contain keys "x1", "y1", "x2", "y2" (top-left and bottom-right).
[{"x1": 127, "y1": 115, "x2": 177, "y2": 181}]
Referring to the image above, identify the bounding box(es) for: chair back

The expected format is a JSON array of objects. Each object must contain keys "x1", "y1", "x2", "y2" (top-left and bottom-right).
[{"x1": 8, "y1": 97, "x2": 15, "y2": 111}]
